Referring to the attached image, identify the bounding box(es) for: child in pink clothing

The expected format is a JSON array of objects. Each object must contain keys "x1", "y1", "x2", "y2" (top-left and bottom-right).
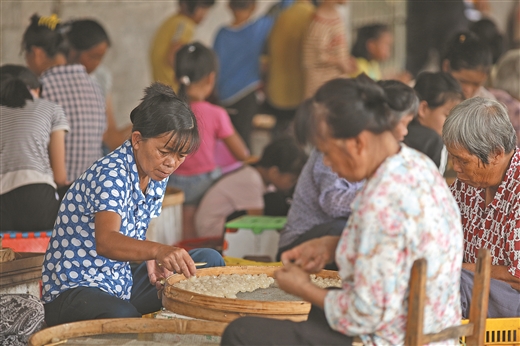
[{"x1": 168, "y1": 42, "x2": 249, "y2": 240}]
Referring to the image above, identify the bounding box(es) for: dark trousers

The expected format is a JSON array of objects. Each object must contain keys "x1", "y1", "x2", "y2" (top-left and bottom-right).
[
  {"x1": 225, "y1": 91, "x2": 258, "y2": 150},
  {"x1": 276, "y1": 218, "x2": 347, "y2": 271},
  {"x1": 0, "y1": 184, "x2": 60, "y2": 231},
  {"x1": 460, "y1": 268, "x2": 520, "y2": 318},
  {"x1": 221, "y1": 304, "x2": 353, "y2": 345},
  {"x1": 44, "y1": 248, "x2": 224, "y2": 326},
  {"x1": 406, "y1": 0, "x2": 468, "y2": 76}
]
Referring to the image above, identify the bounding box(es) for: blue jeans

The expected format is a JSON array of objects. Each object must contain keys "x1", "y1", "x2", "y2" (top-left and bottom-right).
[
  {"x1": 168, "y1": 168, "x2": 221, "y2": 205},
  {"x1": 43, "y1": 248, "x2": 224, "y2": 326}
]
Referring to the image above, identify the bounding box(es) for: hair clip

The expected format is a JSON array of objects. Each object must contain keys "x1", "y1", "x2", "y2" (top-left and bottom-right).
[
  {"x1": 38, "y1": 14, "x2": 61, "y2": 30},
  {"x1": 188, "y1": 45, "x2": 196, "y2": 53},
  {"x1": 180, "y1": 76, "x2": 191, "y2": 86},
  {"x1": 459, "y1": 34, "x2": 466, "y2": 43}
]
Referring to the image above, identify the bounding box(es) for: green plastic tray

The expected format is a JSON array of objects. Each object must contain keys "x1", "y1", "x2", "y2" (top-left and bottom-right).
[{"x1": 225, "y1": 216, "x2": 287, "y2": 234}]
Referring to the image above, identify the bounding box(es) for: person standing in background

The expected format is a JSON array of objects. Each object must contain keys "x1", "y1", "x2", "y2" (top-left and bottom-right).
[
  {"x1": 406, "y1": 0, "x2": 469, "y2": 77},
  {"x1": 302, "y1": 0, "x2": 357, "y2": 99},
  {"x1": 213, "y1": 0, "x2": 275, "y2": 149},
  {"x1": 265, "y1": 0, "x2": 315, "y2": 137},
  {"x1": 150, "y1": 0, "x2": 215, "y2": 91}
]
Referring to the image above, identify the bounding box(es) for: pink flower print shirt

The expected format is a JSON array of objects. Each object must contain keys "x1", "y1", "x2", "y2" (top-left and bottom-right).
[{"x1": 324, "y1": 145, "x2": 463, "y2": 345}]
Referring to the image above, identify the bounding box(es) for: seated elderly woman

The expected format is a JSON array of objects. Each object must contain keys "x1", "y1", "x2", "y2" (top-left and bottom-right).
[
  {"x1": 221, "y1": 75, "x2": 463, "y2": 346},
  {"x1": 443, "y1": 97, "x2": 520, "y2": 318}
]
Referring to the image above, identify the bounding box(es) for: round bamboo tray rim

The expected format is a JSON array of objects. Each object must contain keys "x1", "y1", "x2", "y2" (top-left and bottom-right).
[{"x1": 28, "y1": 318, "x2": 227, "y2": 346}]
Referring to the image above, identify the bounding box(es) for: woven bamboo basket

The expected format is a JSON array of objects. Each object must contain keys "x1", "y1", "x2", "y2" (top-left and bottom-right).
[
  {"x1": 28, "y1": 318, "x2": 227, "y2": 346},
  {"x1": 162, "y1": 265, "x2": 340, "y2": 323}
]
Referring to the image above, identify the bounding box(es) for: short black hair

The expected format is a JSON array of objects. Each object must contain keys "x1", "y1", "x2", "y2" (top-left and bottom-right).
[
  {"x1": 0, "y1": 64, "x2": 40, "y2": 108},
  {"x1": 229, "y1": 0, "x2": 255, "y2": 10},
  {"x1": 256, "y1": 137, "x2": 307, "y2": 175},
  {"x1": 414, "y1": 72, "x2": 464, "y2": 109},
  {"x1": 442, "y1": 31, "x2": 493, "y2": 72},
  {"x1": 180, "y1": 0, "x2": 216, "y2": 14},
  {"x1": 130, "y1": 83, "x2": 200, "y2": 155},
  {"x1": 351, "y1": 24, "x2": 390, "y2": 60},
  {"x1": 67, "y1": 19, "x2": 110, "y2": 51}
]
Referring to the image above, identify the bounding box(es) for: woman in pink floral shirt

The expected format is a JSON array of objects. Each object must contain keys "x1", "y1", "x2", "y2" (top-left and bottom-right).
[{"x1": 221, "y1": 75, "x2": 463, "y2": 346}]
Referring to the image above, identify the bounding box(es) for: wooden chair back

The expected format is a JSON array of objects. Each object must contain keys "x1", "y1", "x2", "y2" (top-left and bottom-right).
[{"x1": 405, "y1": 248, "x2": 491, "y2": 345}]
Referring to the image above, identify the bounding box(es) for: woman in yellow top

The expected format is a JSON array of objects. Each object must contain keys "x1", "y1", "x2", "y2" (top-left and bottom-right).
[{"x1": 149, "y1": 0, "x2": 215, "y2": 91}]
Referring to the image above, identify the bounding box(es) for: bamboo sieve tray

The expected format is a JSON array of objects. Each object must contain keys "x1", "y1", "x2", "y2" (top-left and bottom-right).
[{"x1": 162, "y1": 265, "x2": 340, "y2": 323}]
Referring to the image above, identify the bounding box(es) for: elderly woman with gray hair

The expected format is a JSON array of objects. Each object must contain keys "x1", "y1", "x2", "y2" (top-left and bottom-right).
[{"x1": 443, "y1": 97, "x2": 520, "y2": 318}]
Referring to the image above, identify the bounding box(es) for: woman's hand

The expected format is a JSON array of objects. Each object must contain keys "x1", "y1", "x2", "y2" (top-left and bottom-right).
[
  {"x1": 274, "y1": 263, "x2": 312, "y2": 297},
  {"x1": 146, "y1": 259, "x2": 173, "y2": 291},
  {"x1": 274, "y1": 263, "x2": 328, "y2": 308},
  {"x1": 154, "y1": 245, "x2": 196, "y2": 278},
  {"x1": 280, "y1": 236, "x2": 340, "y2": 273}
]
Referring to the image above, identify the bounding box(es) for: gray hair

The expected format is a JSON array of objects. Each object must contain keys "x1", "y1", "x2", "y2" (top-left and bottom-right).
[
  {"x1": 493, "y1": 49, "x2": 520, "y2": 100},
  {"x1": 442, "y1": 97, "x2": 517, "y2": 164}
]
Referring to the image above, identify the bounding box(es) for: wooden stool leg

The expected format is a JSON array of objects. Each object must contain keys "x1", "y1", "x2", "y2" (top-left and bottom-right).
[
  {"x1": 405, "y1": 258, "x2": 427, "y2": 346},
  {"x1": 465, "y1": 249, "x2": 491, "y2": 346}
]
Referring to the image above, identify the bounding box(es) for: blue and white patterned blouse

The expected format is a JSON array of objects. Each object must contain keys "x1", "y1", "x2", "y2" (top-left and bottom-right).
[{"x1": 41, "y1": 140, "x2": 166, "y2": 303}]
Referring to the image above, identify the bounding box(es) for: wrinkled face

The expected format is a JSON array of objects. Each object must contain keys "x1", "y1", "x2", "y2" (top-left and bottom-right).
[
  {"x1": 446, "y1": 145, "x2": 494, "y2": 188},
  {"x1": 133, "y1": 132, "x2": 187, "y2": 182},
  {"x1": 449, "y1": 68, "x2": 488, "y2": 99},
  {"x1": 77, "y1": 41, "x2": 109, "y2": 74},
  {"x1": 420, "y1": 99, "x2": 461, "y2": 136},
  {"x1": 369, "y1": 32, "x2": 393, "y2": 61},
  {"x1": 392, "y1": 113, "x2": 414, "y2": 142},
  {"x1": 315, "y1": 119, "x2": 366, "y2": 182}
]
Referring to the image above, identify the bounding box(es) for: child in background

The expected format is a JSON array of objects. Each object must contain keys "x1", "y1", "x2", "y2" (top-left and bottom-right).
[
  {"x1": 302, "y1": 0, "x2": 357, "y2": 98},
  {"x1": 351, "y1": 24, "x2": 411, "y2": 83},
  {"x1": 0, "y1": 65, "x2": 69, "y2": 231},
  {"x1": 195, "y1": 137, "x2": 307, "y2": 239},
  {"x1": 350, "y1": 24, "x2": 392, "y2": 80},
  {"x1": 150, "y1": 0, "x2": 215, "y2": 91},
  {"x1": 441, "y1": 31, "x2": 494, "y2": 100},
  {"x1": 213, "y1": 0, "x2": 275, "y2": 148},
  {"x1": 169, "y1": 42, "x2": 249, "y2": 240},
  {"x1": 67, "y1": 19, "x2": 132, "y2": 152},
  {"x1": 404, "y1": 72, "x2": 464, "y2": 173},
  {"x1": 22, "y1": 14, "x2": 106, "y2": 182}
]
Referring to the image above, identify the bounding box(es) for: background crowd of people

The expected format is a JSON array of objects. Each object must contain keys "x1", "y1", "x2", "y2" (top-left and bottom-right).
[{"x1": 0, "y1": 0, "x2": 519, "y2": 344}]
